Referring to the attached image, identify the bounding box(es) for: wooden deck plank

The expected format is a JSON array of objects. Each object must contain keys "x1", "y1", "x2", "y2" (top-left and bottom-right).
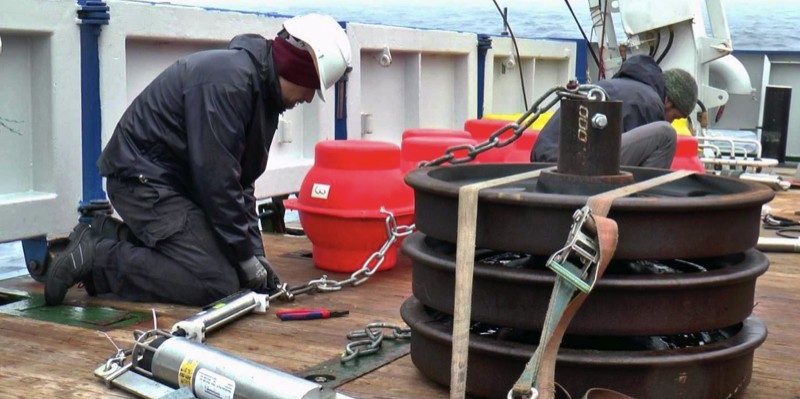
[{"x1": 0, "y1": 188, "x2": 799, "y2": 399}]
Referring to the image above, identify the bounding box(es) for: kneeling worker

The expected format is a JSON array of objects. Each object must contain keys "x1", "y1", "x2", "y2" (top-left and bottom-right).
[{"x1": 45, "y1": 14, "x2": 352, "y2": 306}]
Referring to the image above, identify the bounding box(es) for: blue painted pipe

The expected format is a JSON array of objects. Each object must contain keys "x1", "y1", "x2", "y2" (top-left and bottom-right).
[
  {"x1": 335, "y1": 20, "x2": 349, "y2": 140},
  {"x1": 476, "y1": 34, "x2": 492, "y2": 119},
  {"x1": 21, "y1": 1, "x2": 111, "y2": 276},
  {"x1": 77, "y1": 0, "x2": 109, "y2": 203}
]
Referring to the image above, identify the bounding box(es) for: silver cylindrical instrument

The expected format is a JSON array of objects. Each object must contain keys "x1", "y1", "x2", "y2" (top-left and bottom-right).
[
  {"x1": 136, "y1": 332, "x2": 334, "y2": 399},
  {"x1": 171, "y1": 290, "x2": 268, "y2": 342},
  {"x1": 757, "y1": 236, "x2": 800, "y2": 252}
]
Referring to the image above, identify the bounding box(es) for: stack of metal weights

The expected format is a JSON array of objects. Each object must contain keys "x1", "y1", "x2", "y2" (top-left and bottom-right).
[{"x1": 401, "y1": 97, "x2": 774, "y2": 398}]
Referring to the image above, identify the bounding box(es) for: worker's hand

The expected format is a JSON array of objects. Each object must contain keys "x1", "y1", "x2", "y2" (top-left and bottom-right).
[
  {"x1": 255, "y1": 255, "x2": 281, "y2": 292},
  {"x1": 238, "y1": 256, "x2": 273, "y2": 292}
]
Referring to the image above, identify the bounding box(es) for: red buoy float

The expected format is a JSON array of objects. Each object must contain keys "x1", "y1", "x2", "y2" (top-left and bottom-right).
[
  {"x1": 401, "y1": 128, "x2": 473, "y2": 141},
  {"x1": 284, "y1": 140, "x2": 414, "y2": 272},
  {"x1": 502, "y1": 129, "x2": 540, "y2": 163},
  {"x1": 670, "y1": 135, "x2": 705, "y2": 173}
]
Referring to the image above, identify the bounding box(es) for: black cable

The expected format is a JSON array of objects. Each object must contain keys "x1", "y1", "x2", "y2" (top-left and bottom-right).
[
  {"x1": 656, "y1": 29, "x2": 674, "y2": 64},
  {"x1": 598, "y1": 0, "x2": 608, "y2": 79},
  {"x1": 650, "y1": 30, "x2": 661, "y2": 58},
  {"x1": 564, "y1": 0, "x2": 601, "y2": 70},
  {"x1": 776, "y1": 228, "x2": 800, "y2": 239},
  {"x1": 492, "y1": 0, "x2": 529, "y2": 109}
]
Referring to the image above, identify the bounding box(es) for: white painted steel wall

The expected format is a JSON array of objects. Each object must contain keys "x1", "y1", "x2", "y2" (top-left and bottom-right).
[
  {"x1": 99, "y1": 1, "x2": 333, "y2": 199},
  {"x1": 483, "y1": 36, "x2": 576, "y2": 115},
  {"x1": 0, "y1": 0, "x2": 82, "y2": 242},
  {"x1": 710, "y1": 51, "x2": 800, "y2": 158},
  {"x1": 0, "y1": 1, "x2": 580, "y2": 243},
  {"x1": 767, "y1": 61, "x2": 800, "y2": 158},
  {"x1": 346, "y1": 23, "x2": 478, "y2": 143}
]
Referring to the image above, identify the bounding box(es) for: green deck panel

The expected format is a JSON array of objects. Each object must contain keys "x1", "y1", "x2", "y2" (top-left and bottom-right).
[{"x1": 0, "y1": 288, "x2": 146, "y2": 329}]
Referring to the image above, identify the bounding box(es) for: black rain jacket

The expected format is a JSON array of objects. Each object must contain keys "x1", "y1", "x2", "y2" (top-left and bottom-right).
[
  {"x1": 531, "y1": 55, "x2": 666, "y2": 162},
  {"x1": 98, "y1": 34, "x2": 285, "y2": 262}
]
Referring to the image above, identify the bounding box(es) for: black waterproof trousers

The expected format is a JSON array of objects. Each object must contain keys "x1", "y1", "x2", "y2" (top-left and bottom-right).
[{"x1": 92, "y1": 177, "x2": 240, "y2": 305}]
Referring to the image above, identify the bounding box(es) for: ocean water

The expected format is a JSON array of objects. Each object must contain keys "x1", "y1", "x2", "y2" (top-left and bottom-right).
[{"x1": 163, "y1": 0, "x2": 800, "y2": 51}]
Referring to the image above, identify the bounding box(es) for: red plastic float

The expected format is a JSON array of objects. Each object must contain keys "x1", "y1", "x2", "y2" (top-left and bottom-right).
[
  {"x1": 401, "y1": 128, "x2": 473, "y2": 141},
  {"x1": 464, "y1": 119, "x2": 542, "y2": 162},
  {"x1": 463, "y1": 118, "x2": 511, "y2": 162},
  {"x1": 670, "y1": 134, "x2": 706, "y2": 173},
  {"x1": 284, "y1": 140, "x2": 414, "y2": 273},
  {"x1": 502, "y1": 129, "x2": 540, "y2": 163}
]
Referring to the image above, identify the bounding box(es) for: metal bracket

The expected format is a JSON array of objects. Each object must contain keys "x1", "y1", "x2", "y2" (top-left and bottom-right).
[
  {"x1": 94, "y1": 362, "x2": 182, "y2": 399},
  {"x1": 77, "y1": 1, "x2": 110, "y2": 26}
]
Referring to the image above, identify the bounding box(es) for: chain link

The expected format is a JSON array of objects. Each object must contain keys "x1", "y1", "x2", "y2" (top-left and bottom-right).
[
  {"x1": 419, "y1": 83, "x2": 608, "y2": 168},
  {"x1": 341, "y1": 322, "x2": 412, "y2": 362},
  {"x1": 269, "y1": 207, "x2": 415, "y2": 303}
]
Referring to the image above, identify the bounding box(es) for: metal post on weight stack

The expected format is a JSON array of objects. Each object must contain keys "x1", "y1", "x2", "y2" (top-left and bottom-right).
[
  {"x1": 558, "y1": 98, "x2": 622, "y2": 175},
  {"x1": 537, "y1": 96, "x2": 633, "y2": 195}
]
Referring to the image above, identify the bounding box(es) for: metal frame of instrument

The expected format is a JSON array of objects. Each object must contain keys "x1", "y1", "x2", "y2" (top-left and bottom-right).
[
  {"x1": 94, "y1": 289, "x2": 355, "y2": 398},
  {"x1": 94, "y1": 328, "x2": 354, "y2": 399}
]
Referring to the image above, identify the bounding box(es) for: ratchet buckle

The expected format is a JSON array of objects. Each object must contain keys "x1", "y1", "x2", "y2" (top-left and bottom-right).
[{"x1": 545, "y1": 206, "x2": 601, "y2": 293}]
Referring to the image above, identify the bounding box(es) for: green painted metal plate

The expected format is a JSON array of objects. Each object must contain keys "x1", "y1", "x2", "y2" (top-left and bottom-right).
[
  {"x1": 0, "y1": 288, "x2": 146, "y2": 330},
  {"x1": 296, "y1": 338, "x2": 410, "y2": 389}
]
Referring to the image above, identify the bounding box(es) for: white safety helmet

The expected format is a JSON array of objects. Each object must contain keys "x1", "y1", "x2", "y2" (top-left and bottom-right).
[{"x1": 282, "y1": 14, "x2": 352, "y2": 102}]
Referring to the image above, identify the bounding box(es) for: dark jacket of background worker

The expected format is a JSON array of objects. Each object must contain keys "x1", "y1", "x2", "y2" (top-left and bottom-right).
[{"x1": 531, "y1": 54, "x2": 698, "y2": 168}]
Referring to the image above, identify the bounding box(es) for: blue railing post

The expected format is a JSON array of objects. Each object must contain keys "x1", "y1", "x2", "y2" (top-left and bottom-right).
[
  {"x1": 573, "y1": 38, "x2": 589, "y2": 84},
  {"x1": 22, "y1": 1, "x2": 112, "y2": 279},
  {"x1": 77, "y1": 0, "x2": 109, "y2": 204},
  {"x1": 476, "y1": 34, "x2": 492, "y2": 119},
  {"x1": 334, "y1": 21, "x2": 349, "y2": 140}
]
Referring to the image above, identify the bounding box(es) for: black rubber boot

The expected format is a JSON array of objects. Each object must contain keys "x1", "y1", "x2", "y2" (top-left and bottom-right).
[{"x1": 44, "y1": 223, "x2": 100, "y2": 305}]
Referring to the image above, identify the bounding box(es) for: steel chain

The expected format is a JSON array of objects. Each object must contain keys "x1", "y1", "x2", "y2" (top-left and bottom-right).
[
  {"x1": 341, "y1": 322, "x2": 412, "y2": 362},
  {"x1": 267, "y1": 83, "x2": 608, "y2": 303},
  {"x1": 419, "y1": 83, "x2": 608, "y2": 168},
  {"x1": 269, "y1": 207, "x2": 415, "y2": 303}
]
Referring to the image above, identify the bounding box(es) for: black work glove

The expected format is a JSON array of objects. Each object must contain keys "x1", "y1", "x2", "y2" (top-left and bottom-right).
[
  {"x1": 255, "y1": 255, "x2": 281, "y2": 292},
  {"x1": 238, "y1": 256, "x2": 270, "y2": 292}
]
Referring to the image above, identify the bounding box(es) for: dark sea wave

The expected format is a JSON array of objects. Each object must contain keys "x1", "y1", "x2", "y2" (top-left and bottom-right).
[{"x1": 221, "y1": 0, "x2": 800, "y2": 52}]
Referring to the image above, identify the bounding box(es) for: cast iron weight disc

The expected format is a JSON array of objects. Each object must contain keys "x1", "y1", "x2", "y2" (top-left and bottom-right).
[
  {"x1": 404, "y1": 232, "x2": 769, "y2": 335},
  {"x1": 405, "y1": 163, "x2": 774, "y2": 259}
]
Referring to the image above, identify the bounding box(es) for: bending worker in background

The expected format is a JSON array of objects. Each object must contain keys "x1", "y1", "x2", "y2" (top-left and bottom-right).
[
  {"x1": 531, "y1": 54, "x2": 698, "y2": 168},
  {"x1": 45, "y1": 14, "x2": 352, "y2": 306}
]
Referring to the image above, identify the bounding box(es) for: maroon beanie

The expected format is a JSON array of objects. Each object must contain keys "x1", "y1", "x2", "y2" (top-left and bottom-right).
[{"x1": 272, "y1": 36, "x2": 320, "y2": 89}]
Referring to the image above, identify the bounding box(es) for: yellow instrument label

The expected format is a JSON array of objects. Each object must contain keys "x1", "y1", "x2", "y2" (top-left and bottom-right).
[{"x1": 178, "y1": 358, "x2": 199, "y2": 387}]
